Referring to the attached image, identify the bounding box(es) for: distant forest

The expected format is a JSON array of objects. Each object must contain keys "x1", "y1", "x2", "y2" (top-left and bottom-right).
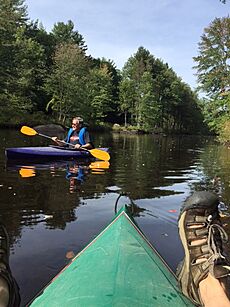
[{"x1": 0, "y1": 0, "x2": 229, "y2": 138}]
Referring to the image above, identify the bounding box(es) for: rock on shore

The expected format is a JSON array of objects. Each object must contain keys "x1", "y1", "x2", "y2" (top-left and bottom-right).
[{"x1": 33, "y1": 124, "x2": 66, "y2": 136}]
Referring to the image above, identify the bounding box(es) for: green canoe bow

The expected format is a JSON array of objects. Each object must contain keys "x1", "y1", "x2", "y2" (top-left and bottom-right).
[{"x1": 30, "y1": 206, "x2": 194, "y2": 306}]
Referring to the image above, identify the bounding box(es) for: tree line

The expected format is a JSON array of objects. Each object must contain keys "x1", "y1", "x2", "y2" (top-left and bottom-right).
[
  {"x1": 0, "y1": 0, "x2": 228, "y2": 136},
  {"x1": 193, "y1": 16, "x2": 230, "y2": 143}
]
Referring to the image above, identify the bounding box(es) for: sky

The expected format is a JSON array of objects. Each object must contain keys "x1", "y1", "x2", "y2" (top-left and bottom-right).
[{"x1": 26, "y1": 0, "x2": 229, "y2": 89}]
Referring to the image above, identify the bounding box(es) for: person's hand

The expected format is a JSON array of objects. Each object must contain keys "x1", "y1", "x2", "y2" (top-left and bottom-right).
[
  {"x1": 74, "y1": 144, "x2": 82, "y2": 149},
  {"x1": 52, "y1": 137, "x2": 65, "y2": 146}
]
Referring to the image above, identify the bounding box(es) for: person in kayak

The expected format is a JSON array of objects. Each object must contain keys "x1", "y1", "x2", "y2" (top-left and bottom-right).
[
  {"x1": 52, "y1": 117, "x2": 94, "y2": 149},
  {"x1": 177, "y1": 191, "x2": 230, "y2": 306}
]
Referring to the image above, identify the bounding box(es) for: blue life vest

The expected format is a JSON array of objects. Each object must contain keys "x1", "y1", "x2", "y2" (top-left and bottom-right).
[
  {"x1": 66, "y1": 127, "x2": 87, "y2": 145},
  {"x1": 66, "y1": 167, "x2": 85, "y2": 183}
]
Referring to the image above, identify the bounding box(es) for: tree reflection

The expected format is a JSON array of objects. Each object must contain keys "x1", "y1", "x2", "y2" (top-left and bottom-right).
[{"x1": 4, "y1": 159, "x2": 110, "y2": 233}]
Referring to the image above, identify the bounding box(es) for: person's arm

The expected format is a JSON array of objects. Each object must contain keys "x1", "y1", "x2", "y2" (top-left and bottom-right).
[
  {"x1": 74, "y1": 142, "x2": 93, "y2": 149},
  {"x1": 51, "y1": 137, "x2": 66, "y2": 147},
  {"x1": 81, "y1": 143, "x2": 93, "y2": 149},
  {"x1": 74, "y1": 130, "x2": 93, "y2": 149}
]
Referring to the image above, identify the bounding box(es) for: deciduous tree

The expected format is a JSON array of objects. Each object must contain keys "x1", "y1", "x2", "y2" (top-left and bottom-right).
[
  {"x1": 86, "y1": 63, "x2": 114, "y2": 124},
  {"x1": 193, "y1": 17, "x2": 230, "y2": 96},
  {"x1": 45, "y1": 43, "x2": 89, "y2": 124},
  {"x1": 194, "y1": 17, "x2": 230, "y2": 132}
]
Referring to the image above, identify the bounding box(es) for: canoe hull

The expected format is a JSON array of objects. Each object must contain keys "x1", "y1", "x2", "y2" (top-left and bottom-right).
[
  {"x1": 5, "y1": 146, "x2": 108, "y2": 160},
  {"x1": 30, "y1": 207, "x2": 194, "y2": 306}
]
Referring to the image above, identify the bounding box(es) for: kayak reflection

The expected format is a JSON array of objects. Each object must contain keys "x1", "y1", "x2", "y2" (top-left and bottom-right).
[{"x1": 7, "y1": 160, "x2": 110, "y2": 193}]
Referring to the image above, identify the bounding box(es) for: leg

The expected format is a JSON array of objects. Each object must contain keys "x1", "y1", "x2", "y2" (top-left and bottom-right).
[
  {"x1": 199, "y1": 274, "x2": 230, "y2": 307},
  {"x1": 0, "y1": 277, "x2": 9, "y2": 307},
  {"x1": 0, "y1": 225, "x2": 20, "y2": 307}
]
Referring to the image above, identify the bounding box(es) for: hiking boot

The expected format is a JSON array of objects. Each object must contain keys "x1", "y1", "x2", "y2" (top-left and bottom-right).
[
  {"x1": 0, "y1": 224, "x2": 20, "y2": 307},
  {"x1": 177, "y1": 191, "x2": 230, "y2": 306}
]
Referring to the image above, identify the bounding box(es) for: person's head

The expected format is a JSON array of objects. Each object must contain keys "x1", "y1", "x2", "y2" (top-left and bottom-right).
[{"x1": 71, "y1": 117, "x2": 83, "y2": 131}]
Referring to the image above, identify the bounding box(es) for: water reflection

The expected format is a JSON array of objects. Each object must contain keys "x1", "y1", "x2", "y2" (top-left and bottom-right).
[
  {"x1": 5, "y1": 160, "x2": 110, "y2": 229},
  {"x1": 66, "y1": 162, "x2": 89, "y2": 194},
  {"x1": 8, "y1": 160, "x2": 110, "y2": 194},
  {"x1": 1, "y1": 131, "x2": 230, "y2": 305},
  {"x1": 114, "y1": 193, "x2": 146, "y2": 216},
  {"x1": 66, "y1": 161, "x2": 110, "y2": 193}
]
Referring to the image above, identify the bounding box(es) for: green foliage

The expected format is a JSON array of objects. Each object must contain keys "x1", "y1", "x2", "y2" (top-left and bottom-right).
[
  {"x1": 0, "y1": 0, "x2": 28, "y2": 100},
  {"x1": 119, "y1": 79, "x2": 137, "y2": 127},
  {"x1": 0, "y1": 106, "x2": 49, "y2": 126},
  {"x1": 45, "y1": 43, "x2": 90, "y2": 124},
  {"x1": 119, "y1": 47, "x2": 203, "y2": 133},
  {"x1": 193, "y1": 17, "x2": 230, "y2": 135},
  {"x1": 13, "y1": 26, "x2": 46, "y2": 110},
  {"x1": 193, "y1": 17, "x2": 230, "y2": 97},
  {"x1": 26, "y1": 21, "x2": 56, "y2": 67},
  {"x1": 51, "y1": 20, "x2": 87, "y2": 51},
  {"x1": 0, "y1": 0, "x2": 50, "y2": 119},
  {"x1": 120, "y1": 47, "x2": 162, "y2": 129},
  {"x1": 0, "y1": 1, "x2": 206, "y2": 134},
  {"x1": 87, "y1": 64, "x2": 113, "y2": 124},
  {"x1": 213, "y1": 92, "x2": 230, "y2": 137},
  {"x1": 138, "y1": 72, "x2": 159, "y2": 131},
  {"x1": 218, "y1": 119, "x2": 230, "y2": 144},
  {"x1": 97, "y1": 58, "x2": 121, "y2": 123}
]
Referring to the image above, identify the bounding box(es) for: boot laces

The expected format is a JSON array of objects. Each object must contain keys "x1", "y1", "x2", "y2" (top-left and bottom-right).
[{"x1": 207, "y1": 221, "x2": 228, "y2": 264}]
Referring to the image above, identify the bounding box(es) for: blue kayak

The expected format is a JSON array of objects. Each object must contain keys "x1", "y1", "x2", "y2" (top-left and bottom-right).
[{"x1": 5, "y1": 146, "x2": 109, "y2": 160}]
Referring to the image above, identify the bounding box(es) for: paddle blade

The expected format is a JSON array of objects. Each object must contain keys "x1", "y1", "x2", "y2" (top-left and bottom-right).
[
  {"x1": 19, "y1": 168, "x2": 36, "y2": 178},
  {"x1": 21, "y1": 126, "x2": 37, "y2": 136},
  {"x1": 89, "y1": 149, "x2": 110, "y2": 161},
  {"x1": 89, "y1": 161, "x2": 110, "y2": 169}
]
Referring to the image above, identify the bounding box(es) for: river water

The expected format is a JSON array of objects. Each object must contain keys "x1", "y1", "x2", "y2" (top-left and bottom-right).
[{"x1": 0, "y1": 129, "x2": 230, "y2": 305}]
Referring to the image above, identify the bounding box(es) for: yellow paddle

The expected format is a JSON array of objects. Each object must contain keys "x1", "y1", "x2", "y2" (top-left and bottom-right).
[
  {"x1": 89, "y1": 161, "x2": 110, "y2": 169},
  {"x1": 89, "y1": 161, "x2": 110, "y2": 174},
  {"x1": 20, "y1": 126, "x2": 110, "y2": 161},
  {"x1": 19, "y1": 167, "x2": 36, "y2": 178}
]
